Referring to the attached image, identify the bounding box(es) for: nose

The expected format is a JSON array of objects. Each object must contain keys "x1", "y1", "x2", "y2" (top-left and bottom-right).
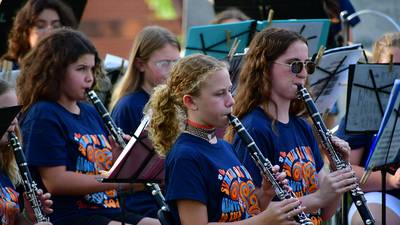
[
  {"x1": 296, "y1": 66, "x2": 308, "y2": 79},
  {"x1": 226, "y1": 92, "x2": 235, "y2": 108},
  {"x1": 86, "y1": 70, "x2": 94, "y2": 84}
]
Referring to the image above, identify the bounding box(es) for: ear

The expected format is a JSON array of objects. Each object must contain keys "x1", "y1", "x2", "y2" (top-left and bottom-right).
[
  {"x1": 182, "y1": 94, "x2": 198, "y2": 111},
  {"x1": 135, "y1": 58, "x2": 145, "y2": 72}
]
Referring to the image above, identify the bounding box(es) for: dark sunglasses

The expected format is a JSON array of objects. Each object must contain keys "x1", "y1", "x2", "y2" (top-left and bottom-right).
[{"x1": 274, "y1": 60, "x2": 316, "y2": 74}]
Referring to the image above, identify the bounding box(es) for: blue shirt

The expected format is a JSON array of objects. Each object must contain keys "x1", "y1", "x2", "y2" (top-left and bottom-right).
[
  {"x1": 111, "y1": 90, "x2": 150, "y2": 135},
  {"x1": 166, "y1": 133, "x2": 260, "y2": 224},
  {"x1": 232, "y1": 107, "x2": 324, "y2": 224},
  {"x1": 0, "y1": 170, "x2": 19, "y2": 225},
  {"x1": 21, "y1": 101, "x2": 121, "y2": 222}
]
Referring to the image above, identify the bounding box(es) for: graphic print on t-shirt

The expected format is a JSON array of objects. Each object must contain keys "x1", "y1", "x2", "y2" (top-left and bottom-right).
[
  {"x1": 218, "y1": 165, "x2": 260, "y2": 222},
  {"x1": 279, "y1": 145, "x2": 322, "y2": 224},
  {"x1": 74, "y1": 133, "x2": 119, "y2": 209},
  {"x1": 0, "y1": 186, "x2": 19, "y2": 225}
]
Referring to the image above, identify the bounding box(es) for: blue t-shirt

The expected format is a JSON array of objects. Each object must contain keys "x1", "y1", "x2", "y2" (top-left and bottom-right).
[
  {"x1": 111, "y1": 90, "x2": 150, "y2": 135},
  {"x1": 166, "y1": 133, "x2": 260, "y2": 224},
  {"x1": 111, "y1": 90, "x2": 159, "y2": 217},
  {"x1": 232, "y1": 107, "x2": 324, "y2": 224},
  {"x1": 337, "y1": 118, "x2": 400, "y2": 199},
  {"x1": 0, "y1": 170, "x2": 19, "y2": 225},
  {"x1": 21, "y1": 101, "x2": 121, "y2": 222}
]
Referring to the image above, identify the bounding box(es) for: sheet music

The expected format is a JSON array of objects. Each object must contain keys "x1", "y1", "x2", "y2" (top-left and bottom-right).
[
  {"x1": 366, "y1": 80, "x2": 400, "y2": 170},
  {"x1": 104, "y1": 54, "x2": 128, "y2": 72},
  {"x1": 346, "y1": 64, "x2": 400, "y2": 132},
  {"x1": 308, "y1": 44, "x2": 363, "y2": 113},
  {"x1": 185, "y1": 20, "x2": 254, "y2": 59},
  {"x1": 257, "y1": 19, "x2": 330, "y2": 56},
  {"x1": 0, "y1": 69, "x2": 19, "y2": 86}
]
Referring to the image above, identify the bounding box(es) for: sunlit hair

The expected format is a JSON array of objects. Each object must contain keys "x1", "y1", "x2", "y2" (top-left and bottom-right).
[
  {"x1": 17, "y1": 28, "x2": 102, "y2": 113},
  {"x1": 0, "y1": 80, "x2": 21, "y2": 185},
  {"x1": 2, "y1": 0, "x2": 77, "y2": 62},
  {"x1": 147, "y1": 54, "x2": 227, "y2": 156},
  {"x1": 109, "y1": 26, "x2": 180, "y2": 110},
  {"x1": 225, "y1": 28, "x2": 307, "y2": 142},
  {"x1": 372, "y1": 32, "x2": 400, "y2": 63}
]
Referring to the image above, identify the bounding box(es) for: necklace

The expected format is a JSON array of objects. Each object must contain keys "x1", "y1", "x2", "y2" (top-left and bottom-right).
[{"x1": 184, "y1": 120, "x2": 216, "y2": 143}]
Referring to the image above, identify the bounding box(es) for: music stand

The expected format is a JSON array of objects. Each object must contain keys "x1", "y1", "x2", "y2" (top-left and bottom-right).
[
  {"x1": 100, "y1": 116, "x2": 169, "y2": 225},
  {"x1": 345, "y1": 63, "x2": 400, "y2": 133},
  {"x1": 0, "y1": 105, "x2": 21, "y2": 138},
  {"x1": 364, "y1": 79, "x2": 400, "y2": 225},
  {"x1": 257, "y1": 19, "x2": 331, "y2": 56},
  {"x1": 185, "y1": 20, "x2": 258, "y2": 59},
  {"x1": 308, "y1": 44, "x2": 363, "y2": 114}
]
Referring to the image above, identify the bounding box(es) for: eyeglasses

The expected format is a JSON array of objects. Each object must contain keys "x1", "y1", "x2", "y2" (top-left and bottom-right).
[
  {"x1": 153, "y1": 59, "x2": 179, "y2": 72},
  {"x1": 274, "y1": 60, "x2": 316, "y2": 74}
]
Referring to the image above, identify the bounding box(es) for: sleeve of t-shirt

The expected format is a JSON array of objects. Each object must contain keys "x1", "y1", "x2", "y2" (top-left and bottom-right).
[
  {"x1": 166, "y1": 150, "x2": 208, "y2": 205},
  {"x1": 22, "y1": 117, "x2": 68, "y2": 166},
  {"x1": 111, "y1": 101, "x2": 140, "y2": 135}
]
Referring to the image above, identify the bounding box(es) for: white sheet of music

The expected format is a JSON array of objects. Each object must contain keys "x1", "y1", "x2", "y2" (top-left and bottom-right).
[
  {"x1": 346, "y1": 64, "x2": 400, "y2": 132},
  {"x1": 367, "y1": 79, "x2": 400, "y2": 169},
  {"x1": 308, "y1": 44, "x2": 363, "y2": 113}
]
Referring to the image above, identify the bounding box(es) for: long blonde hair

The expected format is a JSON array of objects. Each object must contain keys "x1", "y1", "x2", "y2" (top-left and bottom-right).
[
  {"x1": 372, "y1": 32, "x2": 400, "y2": 63},
  {"x1": 147, "y1": 54, "x2": 227, "y2": 156},
  {"x1": 109, "y1": 26, "x2": 180, "y2": 110},
  {"x1": 0, "y1": 80, "x2": 21, "y2": 186}
]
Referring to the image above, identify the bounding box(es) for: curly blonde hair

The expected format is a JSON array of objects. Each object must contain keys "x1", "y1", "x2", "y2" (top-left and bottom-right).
[
  {"x1": 372, "y1": 32, "x2": 400, "y2": 63},
  {"x1": 147, "y1": 54, "x2": 227, "y2": 156}
]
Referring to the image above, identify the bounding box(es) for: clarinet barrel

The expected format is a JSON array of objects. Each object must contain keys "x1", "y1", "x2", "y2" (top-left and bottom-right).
[
  {"x1": 296, "y1": 84, "x2": 375, "y2": 225},
  {"x1": 8, "y1": 132, "x2": 49, "y2": 223}
]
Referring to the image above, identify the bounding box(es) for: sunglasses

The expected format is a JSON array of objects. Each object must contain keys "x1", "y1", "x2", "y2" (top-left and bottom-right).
[{"x1": 274, "y1": 60, "x2": 316, "y2": 74}]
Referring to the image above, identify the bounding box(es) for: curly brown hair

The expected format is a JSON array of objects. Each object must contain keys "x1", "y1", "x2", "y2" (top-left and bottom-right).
[
  {"x1": 2, "y1": 0, "x2": 77, "y2": 62},
  {"x1": 147, "y1": 54, "x2": 227, "y2": 156},
  {"x1": 225, "y1": 28, "x2": 307, "y2": 142},
  {"x1": 17, "y1": 28, "x2": 101, "y2": 113}
]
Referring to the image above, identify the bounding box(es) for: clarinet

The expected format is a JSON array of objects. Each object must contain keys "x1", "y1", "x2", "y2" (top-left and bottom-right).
[
  {"x1": 8, "y1": 132, "x2": 49, "y2": 223},
  {"x1": 85, "y1": 89, "x2": 171, "y2": 225},
  {"x1": 227, "y1": 114, "x2": 313, "y2": 225},
  {"x1": 296, "y1": 85, "x2": 375, "y2": 225}
]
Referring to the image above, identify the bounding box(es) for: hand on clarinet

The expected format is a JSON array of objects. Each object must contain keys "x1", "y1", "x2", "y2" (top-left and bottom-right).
[
  {"x1": 329, "y1": 136, "x2": 351, "y2": 162},
  {"x1": 260, "y1": 165, "x2": 292, "y2": 208},
  {"x1": 108, "y1": 133, "x2": 131, "y2": 163},
  {"x1": 260, "y1": 198, "x2": 304, "y2": 225},
  {"x1": 318, "y1": 167, "x2": 358, "y2": 205},
  {"x1": 24, "y1": 189, "x2": 53, "y2": 222}
]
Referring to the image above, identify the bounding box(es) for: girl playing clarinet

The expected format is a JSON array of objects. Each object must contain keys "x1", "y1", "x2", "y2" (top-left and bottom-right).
[
  {"x1": 16, "y1": 28, "x2": 159, "y2": 225},
  {"x1": 0, "y1": 79, "x2": 52, "y2": 225},
  {"x1": 225, "y1": 28, "x2": 357, "y2": 224},
  {"x1": 146, "y1": 53, "x2": 306, "y2": 225}
]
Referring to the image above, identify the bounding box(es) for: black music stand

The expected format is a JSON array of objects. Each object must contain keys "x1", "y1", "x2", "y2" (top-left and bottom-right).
[
  {"x1": 100, "y1": 116, "x2": 170, "y2": 225},
  {"x1": 214, "y1": 0, "x2": 328, "y2": 21},
  {"x1": 307, "y1": 44, "x2": 363, "y2": 114},
  {"x1": 345, "y1": 63, "x2": 400, "y2": 133},
  {"x1": 185, "y1": 20, "x2": 258, "y2": 59},
  {"x1": 0, "y1": 105, "x2": 21, "y2": 138},
  {"x1": 364, "y1": 79, "x2": 400, "y2": 225}
]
